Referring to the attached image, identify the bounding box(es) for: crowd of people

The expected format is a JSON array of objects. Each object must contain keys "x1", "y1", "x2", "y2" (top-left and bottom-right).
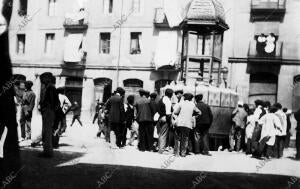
[
  {"x1": 94, "y1": 87, "x2": 214, "y2": 157},
  {"x1": 230, "y1": 100, "x2": 295, "y2": 160},
  {"x1": 11, "y1": 74, "x2": 300, "y2": 160}
]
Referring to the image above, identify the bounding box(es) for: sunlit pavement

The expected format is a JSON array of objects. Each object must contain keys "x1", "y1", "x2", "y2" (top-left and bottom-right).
[{"x1": 18, "y1": 115, "x2": 300, "y2": 189}]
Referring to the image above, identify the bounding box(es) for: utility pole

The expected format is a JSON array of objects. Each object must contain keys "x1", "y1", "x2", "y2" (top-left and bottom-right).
[{"x1": 116, "y1": 0, "x2": 124, "y2": 87}]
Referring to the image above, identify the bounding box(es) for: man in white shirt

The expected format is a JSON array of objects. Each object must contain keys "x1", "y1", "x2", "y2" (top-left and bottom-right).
[
  {"x1": 157, "y1": 88, "x2": 174, "y2": 154},
  {"x1": 274, "y1": 103, "x2": 287, "y2": 158},
  {"x1": 257, "y1": 106, "x2": 281, "y2": 158}
]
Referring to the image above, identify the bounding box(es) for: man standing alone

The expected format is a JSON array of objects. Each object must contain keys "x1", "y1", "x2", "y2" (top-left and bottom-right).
[
  {"x1": 194, "y1": 94, "x2": 213, "y2": 156},
  {"x1": 40, "y1": 73, "x2": 59, "y2": 158}
]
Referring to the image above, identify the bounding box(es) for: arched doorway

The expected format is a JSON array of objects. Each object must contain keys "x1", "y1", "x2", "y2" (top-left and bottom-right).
[
  {"x1": 123, "y1": 79, "x2": 143, "y2": 95},
  {"x1": 93, "y1": 78, "x2": 112, "y2": 103},
  {"x1": 292, "y1": 75, "x2": 300, "y2": 111},
  {"x1": 249, "y1": 72, "x2": 278, "y2": 105}
]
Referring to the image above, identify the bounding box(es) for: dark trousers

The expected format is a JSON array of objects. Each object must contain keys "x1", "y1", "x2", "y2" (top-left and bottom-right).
[
  {"x1": 93, "y1": 113, "x2": 98, "y2": 124},
  {"x1": 174, "y1": 127, "x2": 191, "y2": 157},
  {"x1": 296, "y1": 131, "x2": 300, "y2": 159},
  {"x1": 20, "y1": 110, "x2": 26, "y2": 139},
  {"x1": 157, "y1": 121, "x2": 169, "y2": 153},
  {"x1": 246, "y1": 138, "x2": 252, "y2": 154},
  {"x1": 274, "y1": 135, "x2": 285, "y2": 158},
  {"x1": 71, "y1": 114, "x2": 82, "y2": 126},
  {"x1": 105, "y1": 120, "x2": 110, "y2": 142},
  {"x1": 194, "y1": 126, "x2": 210, "y2": 154},
  {"x1": 111, "y1": 122, "x2": 124, "y2": 147},
  {"x1": 285, "y1": 132, "x2": 291, "y2": 148},
  {"x1": 42, "y1": 109, "x2": 55, "y2": 156},
  {"x1": 59, "y1": 116, "x2": 67, "y2": 134},
  {"x1": 168, "y1": 126, "x2": 175, "y2": 148},
  {"x1": 230, "y1": 125, "x2": 243, "y2": 151},
  {"x1": 138, "y1": 121, "x2": 153, "y2": 151}
]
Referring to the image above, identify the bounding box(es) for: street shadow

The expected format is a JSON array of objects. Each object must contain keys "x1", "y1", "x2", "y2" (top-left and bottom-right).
[{"x1": 18, "y1": 148, "x2": 300, "y2": 189}]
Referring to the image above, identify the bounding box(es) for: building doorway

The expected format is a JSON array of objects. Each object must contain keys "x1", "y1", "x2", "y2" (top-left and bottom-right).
[
  {"x1": 65, "y1": 77, "x2": 83, "y2": 106},
  {"x1": 249, "y1": 72, "x2": 278, "y2": 105},
  {"x1": 93, "y1": 78, "x2": 112, "y2": 103}
]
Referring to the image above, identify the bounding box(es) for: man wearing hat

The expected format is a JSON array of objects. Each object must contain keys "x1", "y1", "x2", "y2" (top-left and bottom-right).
[{"x1": 230, "y1": 101, "x2": 248, "y2": 152}]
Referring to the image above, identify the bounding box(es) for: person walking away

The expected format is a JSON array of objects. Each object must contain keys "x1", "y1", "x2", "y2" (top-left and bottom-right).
[
  {"x1": 173, "y1": 93, "x2": 201, "y2": 157},
  {"x1": 256, "y1": 106, "x2": 281, "y2": 159},
  {"x1": 293, "y1": 108, "x2": 300, "y2": 160},
  {"x1": 194, "y1": 94, "x2": 213, "y2": 156},
  {"x1": 93, "y1": 100, "x2": 101, "y2": 124},
  {"x1": 125, "y1": 95, "x2": 136, "y2": 146},
  {"x1": 105, "y1": 87, "x2": 126, "y2": 149},
  {"x1": 56, "y1": 88, "x2": 71, "y2": 135},
  {"x1": 274, "y1": 103, "x2": 286, "y2": 158},
  {"x1": 70, "y1": 101, "x2": 83, "y2": 127},
  {"x1": 135, "y1": 90, "x2": 154, "y2": 151},
  {"x1": 230, "y1": 101, "x2": 247, "y2": 152},
  {"x1": 39, "y1": 73, "x2": 60, "y2": 158},
  {"x1": 21, "y1": 81, "x2": 35, "y2": 140},
  {"x1": 245, "y1": 107, "x2": 256, "y2": 154},
  {"x1": 283, "y1": 108, "x2": 292, "y2": 148},
  {"x1": 157, "y1": 88, "x2": 173, "y2": 154}
]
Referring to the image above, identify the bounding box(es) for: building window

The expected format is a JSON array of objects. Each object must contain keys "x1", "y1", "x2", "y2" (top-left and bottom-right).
[
  {"x1": 132, "y1": 0, "x2": 141, "y2": 13},
  {"x1": 130, "y1": 32, "x2": 141, "y2": 54},
  {"x1": 103, "y1": 0, "x2": 113, "y2": 14},
  {"x1": 48, "y1": 0, "x2": 57, "y2": 16},
  {"x1": 17, "y1": 34, "x2": 25, "y2": 54},
  {"x1": 45, "y1": 33, "x2": 55, "y2": 54},
  {"x1": 100, "y1": 33, "x2": 111, "y2": 54},
  {"x1": 18, "y1": 0, "x2": 28, "y2": 16}
]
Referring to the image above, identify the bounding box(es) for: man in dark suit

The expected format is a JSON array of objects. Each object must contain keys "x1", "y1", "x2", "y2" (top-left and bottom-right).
[
  {"x1": 0, "y1": 1, "x2": 22, "y2": 188},
  {"x1": 135, "y1": 89, "x2": 154, "y2": 151},
  {"x1": 194, "y1": 94, "x2": 213, "y2": 156},
  {"x1": 105, "y1": 87, "x2": 125, "y2": 148}
]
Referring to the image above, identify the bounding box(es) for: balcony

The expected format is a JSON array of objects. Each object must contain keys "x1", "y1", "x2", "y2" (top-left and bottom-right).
[
  {"x1": 250, "y1": 0, "x2": 286, "y2": 22},
  {"x1": 63, "y1": 11, "x2": 88, "y2": 30},
  {"x1": 248, "y1": 40, "x2": 283, "y2": 63},
  {"x1": 153, "y1": 8, "x2": 169, "y2": 28}
]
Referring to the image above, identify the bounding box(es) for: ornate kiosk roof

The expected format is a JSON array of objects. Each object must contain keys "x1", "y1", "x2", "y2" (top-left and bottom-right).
[{"x1": 183, "y1": 0, "x2": 229, "y2": 31}]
